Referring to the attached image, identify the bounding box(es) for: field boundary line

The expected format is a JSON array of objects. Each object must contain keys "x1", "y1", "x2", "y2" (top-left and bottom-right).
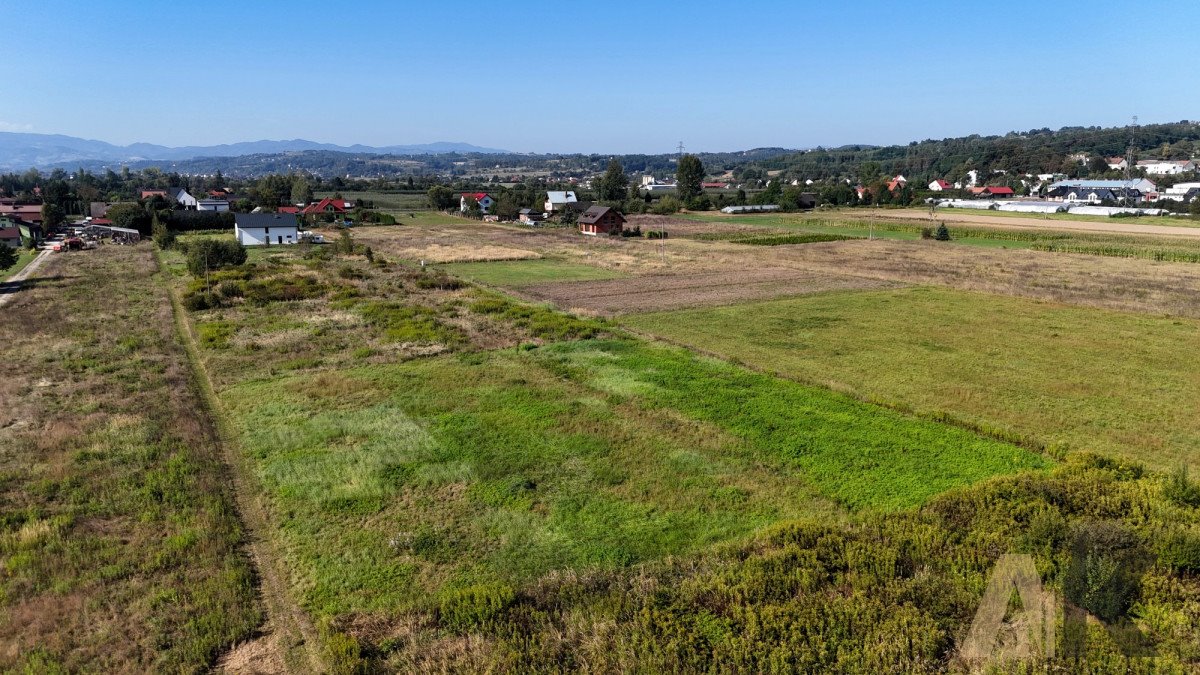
[
  {"x1": 153, "y1": 250, "x2": 326, "y2": 674},
  {"x1": 620, "y1": 324, "x2": 1055, "y2": 457}
]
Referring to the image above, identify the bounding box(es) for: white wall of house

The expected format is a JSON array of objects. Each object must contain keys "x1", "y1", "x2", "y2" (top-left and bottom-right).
[
  {"x1": 174, "y1": 190, "x2": 198, "y2": 209},
  {"x1": 235, "y1": 225, "x2": 298, "y2": 246},
  {"x1": 197, "y1": 200, "x2": 230, "y2": 212},
  {"x1": 1139, "y1": 161, "x2": 1194, "y2": 175},
  {"x1": 460, "y1": 195, "x2": 494, "y2": 213}
]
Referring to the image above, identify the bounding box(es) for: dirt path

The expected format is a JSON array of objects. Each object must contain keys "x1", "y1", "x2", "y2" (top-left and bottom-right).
[
  {"x1": 0, "y1": 249, "x2": 52, "y2": 307},
  {"x1": 155, "y1": 253, "x2": 325, "y2": 674},
  {"x1": 861, "y1": 208, "x2": 1200, "y2": 239}
]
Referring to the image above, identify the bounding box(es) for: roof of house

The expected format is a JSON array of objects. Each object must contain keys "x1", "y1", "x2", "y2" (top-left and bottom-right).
[
  {"x1": 984, "y1": 186, "x2": 1015, "y2": 195},
  {"x1": 301, "y1": 197, "x2": 349, "y2": 214},
  {"x1": 277, "y1": 206, "x2": 300, "y2": 214},
  {"x1": 235, "y1": 213, "x2": 299, "y2": 229},
  {"x1": 578, "y1": 205, "x2": 626, "y2": 225},
  {"x1": 546, "y1": 191, "x2": 577, "y2": 203},
  {"x1": 932, "y1": 180, "x2": 953, "y2": 188},
  {"x1": 461, "y1": 192, "x2": 490, "y2": 201},
  {"x1": 1050, "y1": 179, "x2": 1154, "y2": 190},
  {"x1": 0, "y1": 227, "x2": 20, "y2": 239}
]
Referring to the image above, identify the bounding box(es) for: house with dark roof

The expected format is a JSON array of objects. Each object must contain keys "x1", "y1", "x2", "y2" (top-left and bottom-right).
[
  {"x1": 0, "y1": 226, "x2": 21, "y2": 248},
  {"x1": 167, "y1": 187, "x2": 198, "y2": 209},
  {"x1": 578, "y1": 205, "x2": 626, "y2": 236},
  {"x1": 234, "y1": 213, "x2": 299, "y2": 246},
  {"x1": 518, "y1": 208, "x2": 546, "y2": 225}
]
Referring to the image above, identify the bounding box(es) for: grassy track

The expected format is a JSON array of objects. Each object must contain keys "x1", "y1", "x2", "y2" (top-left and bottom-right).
[
  {"x1": 624, "y1": 286, "x2": 1200, "y2": 472},
  {"x1": 440, "y1": 257, "x2": 627, "y2": 286}
]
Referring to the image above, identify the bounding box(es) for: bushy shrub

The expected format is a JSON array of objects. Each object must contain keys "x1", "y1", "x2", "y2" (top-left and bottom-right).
[
  {"x1": 243, "y1": 275, "x2": 324, "y2": 305},
  {"x1": 1158, "y1": 529, "x2": 1200, "y2": 573},
  {"x1": 216, "y1": 280, "x2": 245, "y2": 298},
  {"x1": 182, "y1": 290, "x2": 220, "y2": 311},
  {"x1": 186, "y1": 239, "x2": 247, "y2": 277},
  {"x1": 1164, "y1": 466, "x2": 1200, "y2": 507},
  {"x1": 437, "y1": 583, "x2": 516, "y2": 632},
  {"x1": 934, "y1": 223, "x2": 951, "y2": 241},
  {"x1": 651, "y1": 195, "x2": 682, "y2": 215}
]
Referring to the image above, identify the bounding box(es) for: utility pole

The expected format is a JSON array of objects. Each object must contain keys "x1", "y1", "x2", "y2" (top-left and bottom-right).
[{"x1": 677, "y1": 141, "x2": 685, "y2": 158}]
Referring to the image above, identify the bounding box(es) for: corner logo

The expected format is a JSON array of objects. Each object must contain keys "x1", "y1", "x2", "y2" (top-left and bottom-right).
[{"x1": 958, "y1": 526, "x2": 1157, "y2": 668}]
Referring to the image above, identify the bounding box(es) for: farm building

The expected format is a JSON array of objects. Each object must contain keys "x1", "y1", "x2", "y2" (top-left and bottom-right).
[
  {"x1": 1046, "y1": 179, "x2": 1157, "y2": 202},
  {"x1": 235, "y1": 213, "x2": 299, "y2": 246},
  {"x1": 578, "y1": 206, "x2": 626, "y2": 236},
  {"x1": 937, "y1": 200, "x2": 998, "y2": 210},
  {"x1": 996, "y1": 201, "x2": 1068, "y2": 214},
  {"x1": 460, "y1": 192, "x2": 494, "y2": 214},
  {"x1": 721, "y1": 205, "x2": 781, "y2": 214},
  {"x1": 544, "y1": 191, "x2": 578, "y2": 212},
  {"x1": 518, "y1": 208, "x2": 546, "y2": 225},
  {"x1": 1066, "y1": 205, "x2": 1167, "y2": 217},
  {"x1": 968, "y1": 186, "x2": 1015, "y2": 198},
  {"x1": 1137, "y1": 160, "x2": 1195, "y2": 175}
]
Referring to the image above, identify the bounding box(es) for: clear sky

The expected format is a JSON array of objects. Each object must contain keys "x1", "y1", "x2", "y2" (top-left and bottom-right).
[{"x1": 2, "y1": 0, "x2": 1197, "y2": 154}]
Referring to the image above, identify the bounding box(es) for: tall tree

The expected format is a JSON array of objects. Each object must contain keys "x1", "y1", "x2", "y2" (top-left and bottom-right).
[
  {"x1": 291, "y1": 176, "x2": 314, "y2": 205},
  {"x1": 676, "y1": 154, "x2": 704, "y2": 201},
  {"x1": 0, "y1": 244, "x2": 17, "y2": 272},
  {"x1": 598, "y1": 159, "x2": 628, "y2": 201}
]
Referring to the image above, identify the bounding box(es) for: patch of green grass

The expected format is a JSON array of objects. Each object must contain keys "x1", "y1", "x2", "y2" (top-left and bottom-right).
[
  {"x1": 625, "y1": 287, "x2": 1200, "y2": 472},
  {"x1": 469, "y1": 290, "x2": 611, "y2": 340},
  {"x1": 2, "y1": 249, "x2": 38, "y2": 281},
  {"x1": 219, "y1": 349, "x2": 840, "y2": 618},
  {"x1": 535, "y1": 339, "x2": 1048, "y2": 510},
  {"x1": 442, "y1": 258, "x2": 627, "y2": 287},
  {"x1": 359, "y1": 301, "x2": 464, "y2": 345}
]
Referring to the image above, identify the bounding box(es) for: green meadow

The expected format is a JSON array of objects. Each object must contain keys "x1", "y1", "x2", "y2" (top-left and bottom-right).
[{"x1": 624, "y1": 286, "x2": 1200, "y2": 472}]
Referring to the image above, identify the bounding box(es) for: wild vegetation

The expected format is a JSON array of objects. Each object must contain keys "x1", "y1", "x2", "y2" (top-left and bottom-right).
[{"x1": 0, "y1": 247, "x2": 259, "y2": 671}]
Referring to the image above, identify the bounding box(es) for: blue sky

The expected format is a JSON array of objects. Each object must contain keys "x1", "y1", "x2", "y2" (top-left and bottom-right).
[{"x1": 2, "y1": 0, "x2": 1197, "y2": 153}]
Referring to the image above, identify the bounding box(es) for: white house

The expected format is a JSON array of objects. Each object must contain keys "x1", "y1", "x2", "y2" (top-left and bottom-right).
[
  {"x1": 928, "y1": 180, "x2": 953, "y2": 192},
  {"x1": 544, "y1": 190, "x2": 578, "y2": 212},
  {"x1": 1159, "y1": 182, "x2": 1200, "y2": 202},
  {"x1": 459, "y1": 192, "x2": 494, "y2": 214},
  {"x1": 1106, "y1": 157, "x2": 1128, "y2": 171},
  {"x1": 167, "y1": 187, "x2": 198, "y2": 209},
  {"x1": 197, "y1": 199, "x2": 230, "y2": 212},
  {"x1": 234, "y1": 213, "x2": 299, "y2": 246},
  {"x1": 1137, "y1": 160, "x2": 1196, "y2": 175}
]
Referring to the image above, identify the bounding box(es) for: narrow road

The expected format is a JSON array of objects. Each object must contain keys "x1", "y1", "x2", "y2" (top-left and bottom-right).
[{"x1": 0, "y1": 249, "x2": 53, "y2": 307}]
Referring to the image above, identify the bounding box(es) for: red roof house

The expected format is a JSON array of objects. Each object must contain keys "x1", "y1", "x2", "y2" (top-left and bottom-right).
[
  {"x1": 301, "y1": 197, "x2": 352, "y2": 215},
  {"x1": 278, "y1": 206, "x2": 300, "y2": 214}
]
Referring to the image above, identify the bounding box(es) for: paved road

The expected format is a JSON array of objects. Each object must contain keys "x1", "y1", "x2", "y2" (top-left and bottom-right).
[
  {"x1": 863, "y1": 208, "x2": 1200, "y2": 239},
  {"x1": 0, "y1": 249, "x2": 53, "y2": 307}
]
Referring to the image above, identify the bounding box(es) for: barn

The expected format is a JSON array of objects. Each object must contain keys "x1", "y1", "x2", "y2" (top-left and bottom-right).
[{"x1": 578, "y1": 206, "x2": 626, "y2": 236}]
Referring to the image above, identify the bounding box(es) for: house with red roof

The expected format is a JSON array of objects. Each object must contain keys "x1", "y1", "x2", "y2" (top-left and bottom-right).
[
  {"x1": 459, "y1": 192, "x2": 494, "y2": 214},
  {"x1": 969, "y1": 186, "x2": 1015, "y2": 198},
  {"x1": 301, "y1": 197, "x2": 354, "y2": 215},
  {"x1": 277, "y1": 206, "x2": 300, "y2": 214},
  {"x1": 928, "y1": 179, "x2": 953, "y2": 192}
]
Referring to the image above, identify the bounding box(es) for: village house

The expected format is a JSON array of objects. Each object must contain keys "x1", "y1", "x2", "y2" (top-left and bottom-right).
[
  {"x1": 968, "y1": 186, "x2": 1015, "y2": 198},
  {"x1": 1045, "y1": 179, "x2": 1156, "y2": 203},
  {"x1": 928, "y1": 180, "x2": 953, "y2": 192},
  {"x1": 0, "y1": 224, "x2": 21, "y2": 248},
  {"x1": 460, "y1": 192, "x2": 494, "y2": 214},
  {"x1": 234, "y1": 212, "x2": 299, "y2": 246},
  {"x1": 543, "y1": 191, "x2": 578, "y2": 212},
  {"x1": 301, "y1": 197, "x2": 353, "y2": 215},
  {"x1": 1106, "y1": 157, "x2": 1128, "y2": 171},
  {"x1": 578, "y1": 205, "x2": 626, "y2": 236},
  {"x1": 163, "y1": 187, "x2": 198, "y2": 209},
  {"x1": 0, "y1": 203, "x2": 43, "y2": 224},
  {"x1": 1159, "y1": 182, "x2": 1200, "y2": 203},
  {"x1": 1136, "y1": 159, "x2": 1196, "y2": 175},
  {"x1": 197, "y1": 199, "x2": 230, "y2": 212},
  {"x1": 141, "y1": 189, "x2": 168, "y2": 199}
]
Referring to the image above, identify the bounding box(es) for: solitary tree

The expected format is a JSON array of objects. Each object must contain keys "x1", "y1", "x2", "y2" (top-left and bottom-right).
[
  {"x1": 41, "y1": 203, "x2": 66, "y2": 230},
  {"x1": 676, "y1": 154, "x2": 704, "y2": 201},
  {"x1": 0, "y1": 244, "x2": 18, "y2": 272},
  {"x1": 935, "y1": 222, "x2": 951, "y2": 241},
  {"x1": 598, "y1": 159, "x2": 629, "y2": 201}
]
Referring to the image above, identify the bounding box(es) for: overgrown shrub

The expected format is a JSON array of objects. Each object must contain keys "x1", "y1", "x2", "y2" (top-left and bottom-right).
[
  {"x1": 934, "y1": 223, "x2": 951, "y2": 241},
  {"x1": 437, "y1": 583, "x2": 516, "y2": 632},
  {"x1": 469, "y1": 292, "x2": 607, "y2": 340},
  {"x1": 186, "y1": 239, "x2": 247, "y2": 277},
  {"x1": 182, "y1": 290, "x2": 221, "y2": 311},
  {"x1": 1158, "y1": 529, "x2": 1200, "y2": 573},
  {"x1": 1164, "y1": 465, "x2": 1200, "y2": 507},
  {"x1": 243, "y1": 275, "x2": 324, "y2": 305}
]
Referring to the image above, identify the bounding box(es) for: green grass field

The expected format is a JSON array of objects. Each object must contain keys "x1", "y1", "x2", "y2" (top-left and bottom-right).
[
  {"x1": 624, "y1": 286, "x2": 1200, "y2": 472},
  {"x1": 440, "y1": 258, "x2": 628, "y2": 286},
  {"x1": 2, "y1": 248, "x2": 38, "y2": 280},
  {"x1": 315, "y1": 190, "x2": 432, "y2": 214}
]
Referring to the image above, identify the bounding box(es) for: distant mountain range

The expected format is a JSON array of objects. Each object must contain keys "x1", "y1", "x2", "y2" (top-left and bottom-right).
[{"x1": 0, "y1": 132, "x2": 510, "y2": 170}]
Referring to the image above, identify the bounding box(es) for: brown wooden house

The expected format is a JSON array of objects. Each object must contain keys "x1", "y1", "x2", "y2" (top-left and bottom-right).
[{"x1": 578, "y1": 205, "x2": 626, "y2": 236}]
